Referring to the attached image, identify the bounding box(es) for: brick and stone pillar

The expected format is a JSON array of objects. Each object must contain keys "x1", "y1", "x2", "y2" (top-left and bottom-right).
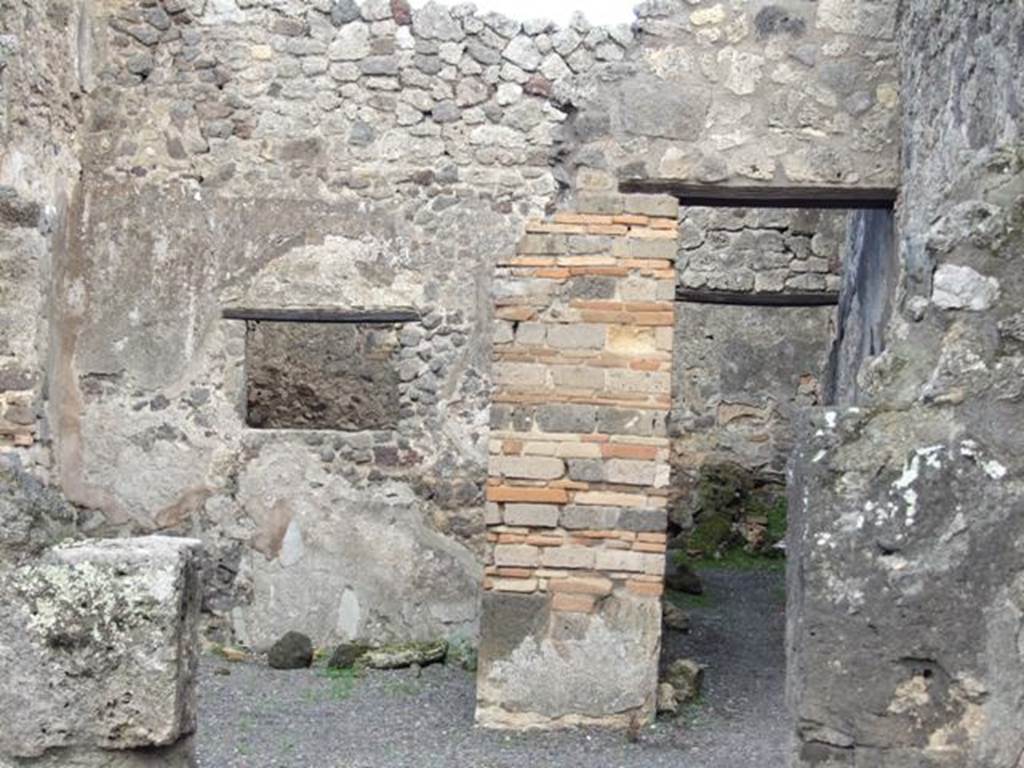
[{"x1": 475, "y1": 193, "x2": 679, "y2": 729}]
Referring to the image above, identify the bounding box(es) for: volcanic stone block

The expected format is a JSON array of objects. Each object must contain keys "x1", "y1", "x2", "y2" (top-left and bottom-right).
[
  {"x1": 787, "y1": 407, "x2": 1024, "y2": 767},
  {"x1": 0, "y1": 536, "x2": 202, "y2": 762},
  {"x1": 476, "y1": 590, "x2": 661, "y2": 729},
  {"x1": 245, "y1": 321, "x2": 401, "y2": 431}
]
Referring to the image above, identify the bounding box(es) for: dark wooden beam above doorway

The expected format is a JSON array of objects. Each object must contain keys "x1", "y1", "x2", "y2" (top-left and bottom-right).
[
  {"x1": 620, "y1": 181, "x2": 897, "y2": 210},
  {"x1": 676, "y1": 288, "x2": 840, "y2": 307}
]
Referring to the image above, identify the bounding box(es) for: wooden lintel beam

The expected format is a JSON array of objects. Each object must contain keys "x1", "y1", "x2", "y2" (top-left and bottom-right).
[
  {"x1": 620, "y1": 181, "x2": 897, "y2": 210},
  {"x1": 222, "y1": 307, "x2": 421, "y2": 324},
  {"x1": 676, "y1": 288, "x2": 840, "y2": 307}
]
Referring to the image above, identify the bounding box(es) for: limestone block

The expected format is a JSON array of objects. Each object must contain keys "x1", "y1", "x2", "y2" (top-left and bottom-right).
[
  {"x1": 0, "y1": 536, "x2": 202, "y2": 760},
  {"x1": 503, "y1": 504, "x2": 560, "y2": 528},
  {"x1": 624, "y1": 194, "x2": 679, "y2": 219},
  {"x1": 594, "y1": 549, "x2": 646, "y2": 572},
  {"x1": 605, "y1": 459, "x2": 659, "y2": 486},
  {"x1": 476, "y1": 590, "x2": 661, "y2": 728},
  {"x1": 541, "y1": 546, "x2": 595, "y2": 570},
  {"x1": 547, "y1": 323, "x2": 606, "y2": 350},
  {"x1": 490, "y1": 455, "x2": 565, "y2": 481},
  {"x1": 611, "y1": 237, "x2": 677, "y2": 260},
  {"x1": 493, "y1": 544, "x2": 540, "y2": 568}
]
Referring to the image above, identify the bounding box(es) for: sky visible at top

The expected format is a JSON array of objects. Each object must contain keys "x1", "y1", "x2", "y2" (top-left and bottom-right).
[{"x1": 410, "y1": 0, "x2": 638, "y2": 26}]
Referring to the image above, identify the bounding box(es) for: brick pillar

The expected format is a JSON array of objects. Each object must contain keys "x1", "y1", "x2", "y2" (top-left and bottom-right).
[{"x1": 476, "y1": 193, "x2": 679, "y2": 729}]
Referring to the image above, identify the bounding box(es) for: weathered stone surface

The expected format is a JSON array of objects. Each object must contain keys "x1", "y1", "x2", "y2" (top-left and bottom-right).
[
  {"x1": 0, "y1": 458, "x2": 78, "y2": 564},
  {"x1": 788, "y1": 408, "x2": 1024, "y2": 766},
  {"x1": 619, "y1": 77, "x2": 710, "y2": 141},
  {"x1": 784, "y1": 3, "x2": 1024, "y2": 764},
  {"x1": 0, "y1": 740, "x2": 195, "y2": 767},
  {"x1": 0, "y1": 537, "x2": 201, "y2": 759},
  {"x1": 232, "y1": 443, "x2": 481, "y2": 649},
  {"x1": 476, "y1": 591, "x2": 661, "y2": 728},
  {"x1": 268, "y1": 631, "x2": 314, "y2": 669}
]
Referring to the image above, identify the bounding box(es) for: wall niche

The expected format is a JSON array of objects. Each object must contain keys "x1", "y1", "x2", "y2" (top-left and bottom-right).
[{"x1": 244, "y1": 320, "x2": 402, "y2": 431}]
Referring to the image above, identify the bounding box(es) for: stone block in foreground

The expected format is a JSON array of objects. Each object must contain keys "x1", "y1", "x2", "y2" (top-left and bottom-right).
[
  {"x1": 787, "y1": 406, "x2": 1024, "y2": 766},
  {"x1": 0, "y1": 535, "x2": 202, "y2": 763}
]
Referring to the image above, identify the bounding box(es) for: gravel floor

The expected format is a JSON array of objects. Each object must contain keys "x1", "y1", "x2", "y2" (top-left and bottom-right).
[{"x1": 196, "y1": 568, "x2": 788, "y2": 768}]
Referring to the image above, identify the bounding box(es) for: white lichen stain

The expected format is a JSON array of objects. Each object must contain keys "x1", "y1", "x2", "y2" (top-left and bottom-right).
[
  {"x1": 958, "y1": 439, "x2": 1008, "y2": 480},
  {"x1": 982, "y1": 460, "x2": 1007, "y2": 480},
  {"x1": 21, "y1": 559, "x2": 170, "y2": 651},
  {"x1": 823, "y1": 572, "x2": 866, "y2": 609},
  {"x1": 891, "y1": 446, "x2": 945, "y2": 526}
]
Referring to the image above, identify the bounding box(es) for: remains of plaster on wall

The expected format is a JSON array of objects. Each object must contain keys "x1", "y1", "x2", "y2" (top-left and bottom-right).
[
  {"x1": 337, "y1": 588, "x2": 361, "y2": 639},
  {"x1": 223, "y1": 236, "x2": 426, "y2": 312}
]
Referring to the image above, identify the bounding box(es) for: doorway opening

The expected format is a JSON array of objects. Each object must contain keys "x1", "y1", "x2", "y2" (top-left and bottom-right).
[{"x1": 647, "y1": 187, "x2": 896, "y2": 755}]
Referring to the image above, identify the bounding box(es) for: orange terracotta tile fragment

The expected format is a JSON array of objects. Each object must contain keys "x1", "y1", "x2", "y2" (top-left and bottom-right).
[
  {"x1": 527, "y1": 222, "x2": 588, "y2": 234},
  {"x1": 525, "y1": 534, "x2": 564, "y2": 547},
  {"x1": 535, "y1": 268, "x2": 571, "y2": 279},
  {"x1": 631, "y1": 312, "x2": 676, "y2": 326},
  {"x1": 649, "y1": 218, "x2": 678, "y2": 229},
  {"x1": 622, "y1": 258, "x2": 673, "y2": 269},
  {"x1": 548, "y1": 575, "x2": 614, "y2": 595},
  {"x1": 568, "y1": 267, "x2": 630, "y2": 277},
  {"x1": 551, "y1": 592, "x2": 597, "y2": 613},
  {"x1": 626, "y1": 580, "x2": 664, "y2": 597},
  {"x1": 495, "y1": 307, "x2": 537, "y2": 322},
  {"x1": 629, "y1": 359, "x2": 665, "y2": 372},
  {"x1": 494, "y1": 567, "x2": 536, "y2": 578},
  {"x1": 508, "y1": 256, "x2": 557, "y2": 267},
  {"x1": 587, "y1": 224, "x2": 629, "y2": 235},
  {"x1": 554, "y1": 212, "x2": 615, "y2": 225},
  {"x1": 612, "y1": 214, "x2": 649, "y2": 226},
  {"x1": 486, "y1": 486, "x2": 570, "y2": 504},
  {"x1": 632, "y1": 541, "x2": 667, "y2": 553},
  {"x1": 601, "y1": 443, "x2": 659, "y2": 460},
  {"x1": 637, "y1": 532, "x2": 668, "y2": 543}
]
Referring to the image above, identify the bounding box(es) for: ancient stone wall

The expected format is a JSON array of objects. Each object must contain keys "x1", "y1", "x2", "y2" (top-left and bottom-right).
[
  {"x1": 570, "y1": 0, "x2": 900, "y2": 192},
  {"x1": 0, "y1": 0, "x2": 87, "y2": 472},
  {"x1": 33, "y1": 0, "x2": 899, "y2": 651},
  {"x1": 477, "y1": 191, "x2": 677, "y2": 728},
  {"x1": 787, "y1": 1, "x2": 1024, "y2": 764}
]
